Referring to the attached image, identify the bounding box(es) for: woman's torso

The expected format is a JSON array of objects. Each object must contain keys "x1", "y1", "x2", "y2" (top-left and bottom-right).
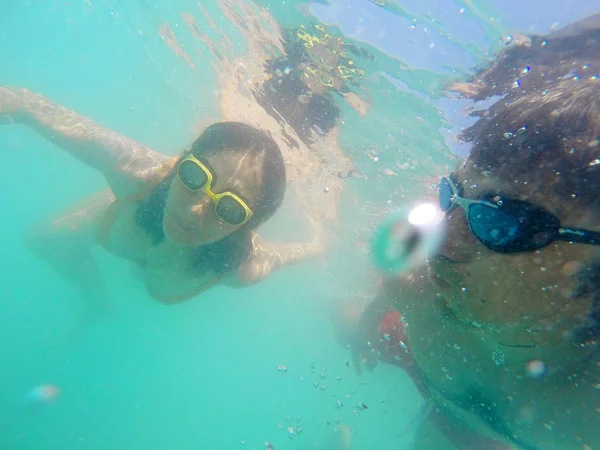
[{"x1": 95, "y1": 183, "x2": 225, "y2": 302}]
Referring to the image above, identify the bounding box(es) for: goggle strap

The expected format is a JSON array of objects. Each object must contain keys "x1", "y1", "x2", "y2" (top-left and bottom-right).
[{"x1": 558, "y1": 228, "x2": 600, "y2": 245}]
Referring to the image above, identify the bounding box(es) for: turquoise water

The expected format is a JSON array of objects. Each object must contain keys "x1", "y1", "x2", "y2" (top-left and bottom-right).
[{"x1": 0, "y1": 1, "x2": 594, "y2": 449}]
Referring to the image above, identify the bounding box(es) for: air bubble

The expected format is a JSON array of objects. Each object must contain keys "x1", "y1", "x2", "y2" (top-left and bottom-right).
[{"x1": 526, "y1": 360, "x2": 546, "y2": 378}]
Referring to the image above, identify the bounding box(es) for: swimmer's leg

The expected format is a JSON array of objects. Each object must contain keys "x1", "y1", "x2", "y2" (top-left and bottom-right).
[{"x1": 26, "y1": 189, "x2": 116, "y2": 327}]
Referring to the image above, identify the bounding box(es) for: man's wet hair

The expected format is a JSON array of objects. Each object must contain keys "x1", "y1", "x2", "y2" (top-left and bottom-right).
[{"x1": 456, "y1": 21, "x2": 600, "y2": 212}]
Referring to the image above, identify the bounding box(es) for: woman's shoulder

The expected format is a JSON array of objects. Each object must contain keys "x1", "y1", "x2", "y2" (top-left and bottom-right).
[{"x1": 110, "y1": 155, "x2": 178, "y2": 202}]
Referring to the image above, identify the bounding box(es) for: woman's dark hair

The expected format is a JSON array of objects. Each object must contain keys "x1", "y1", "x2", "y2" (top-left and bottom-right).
[{"x1": 135, "y1": 122, "x2": 286, "y2": 276}]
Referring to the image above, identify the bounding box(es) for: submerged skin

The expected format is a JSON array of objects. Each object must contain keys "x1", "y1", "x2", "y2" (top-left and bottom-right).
[
  {"x1": 0, "y1": 87, "x2": 321, "y2": 305},
  {"x1": 343, "y1": 15, "x2": 600, "y2": 449},
  {"x1": 413, "y1": 164, "x2": 600, "y2": 449},
  {"x1": 347, "y1": 162, "x2": 600, "y2": 449}
]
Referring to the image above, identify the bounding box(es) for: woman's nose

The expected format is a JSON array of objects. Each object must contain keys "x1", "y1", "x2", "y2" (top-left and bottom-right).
[
  {"x1": 190, "y1": 197, "x2": 212, "y2": 218},
  {"x1": 437, "y1": 209, "x2": 481, "y2": 262}
]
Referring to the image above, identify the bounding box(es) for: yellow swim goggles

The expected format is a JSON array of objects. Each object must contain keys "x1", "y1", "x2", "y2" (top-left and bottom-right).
[{"x1": 177, "y1": 154, "x2": 254, "y2": 226}]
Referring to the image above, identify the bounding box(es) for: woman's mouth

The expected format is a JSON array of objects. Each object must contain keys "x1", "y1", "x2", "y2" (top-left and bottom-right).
[{"x1": 166, "y1": 216, "x2": 197, "y2": 237}]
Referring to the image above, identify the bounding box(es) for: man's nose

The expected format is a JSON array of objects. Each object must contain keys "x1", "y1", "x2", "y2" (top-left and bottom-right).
[{"x1": 437, "y1": 209, "x2": 481, "y2": 262}]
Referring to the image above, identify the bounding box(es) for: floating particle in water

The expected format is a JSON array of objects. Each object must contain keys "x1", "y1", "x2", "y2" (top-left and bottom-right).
[
  {"x1": 277, "y1": 366, "x2": 288, "y2": 372},
  {"x1": 265, "y1": 442, "x2": 274, "y2": 450},
  {"x1": 336, "y1": 399, "x2": 344, "y2": 408},
  {"x1": 25, "y1": 384, "x2": 60, "y2": 408},
  {"x1": 459, "y1": 8, "x2": 465, "y2": 13},
  {"x1": 287, "y1": 426, "x2": 295, "y2": 439},
  {"x1": 526, "y1": 360, "x2": 546, "y2": 378},
  {"x1": 358, "y1": 401, "x2": 368, "y2": 410}
]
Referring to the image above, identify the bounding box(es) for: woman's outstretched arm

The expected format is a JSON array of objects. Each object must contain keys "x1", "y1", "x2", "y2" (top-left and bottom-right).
[{"x1": 1, "y1": 87, "x2": 168, "y2": 197}]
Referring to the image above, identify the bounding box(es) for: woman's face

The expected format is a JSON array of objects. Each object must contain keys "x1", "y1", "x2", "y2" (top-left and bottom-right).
[
  {"x1": 429, "y1": 163, "x2": 600, "y2": 345},
  {"x1": 163, "y1": 149, "x2": 263, "y2": 246}
]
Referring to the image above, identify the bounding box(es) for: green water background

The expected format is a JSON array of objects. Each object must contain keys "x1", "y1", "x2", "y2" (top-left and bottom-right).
[{"x1": 0, "y1": 0, "x2": 590, "y2": 448}]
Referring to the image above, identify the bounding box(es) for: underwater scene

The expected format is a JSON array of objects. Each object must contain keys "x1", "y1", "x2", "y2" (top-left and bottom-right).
[{"x1": 1, "y1": 0, "x2": 600, "y2": 449}]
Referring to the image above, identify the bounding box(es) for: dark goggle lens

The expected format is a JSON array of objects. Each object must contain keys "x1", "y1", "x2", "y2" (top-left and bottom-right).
[
  {"x1": 216, "y1": 195, "x2": 248, "y2": 225},
  {"x1": 439, "y1": 178, "x2": 454, "y2": 212},
  {"x1": 468, "y1": 204, "x2": 519, "y2": 248},
  {"x1": 178, "y1": 160, "x2": 209, "y2": 191}
]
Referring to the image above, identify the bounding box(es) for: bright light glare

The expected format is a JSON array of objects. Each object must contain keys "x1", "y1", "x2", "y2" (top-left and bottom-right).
[{"x1": 407, "y1": 203, "x2": 443, "y2": 227}]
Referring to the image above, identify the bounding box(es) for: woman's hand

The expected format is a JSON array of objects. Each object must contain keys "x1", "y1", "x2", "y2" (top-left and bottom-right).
[{"x1": 0, "y1": 87, "x2": 23, "y2": 121}]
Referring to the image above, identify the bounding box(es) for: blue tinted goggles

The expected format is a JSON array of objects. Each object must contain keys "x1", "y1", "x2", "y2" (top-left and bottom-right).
[{"x1": 438, "y1": 176, "x2": 600, "y2": 253}]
